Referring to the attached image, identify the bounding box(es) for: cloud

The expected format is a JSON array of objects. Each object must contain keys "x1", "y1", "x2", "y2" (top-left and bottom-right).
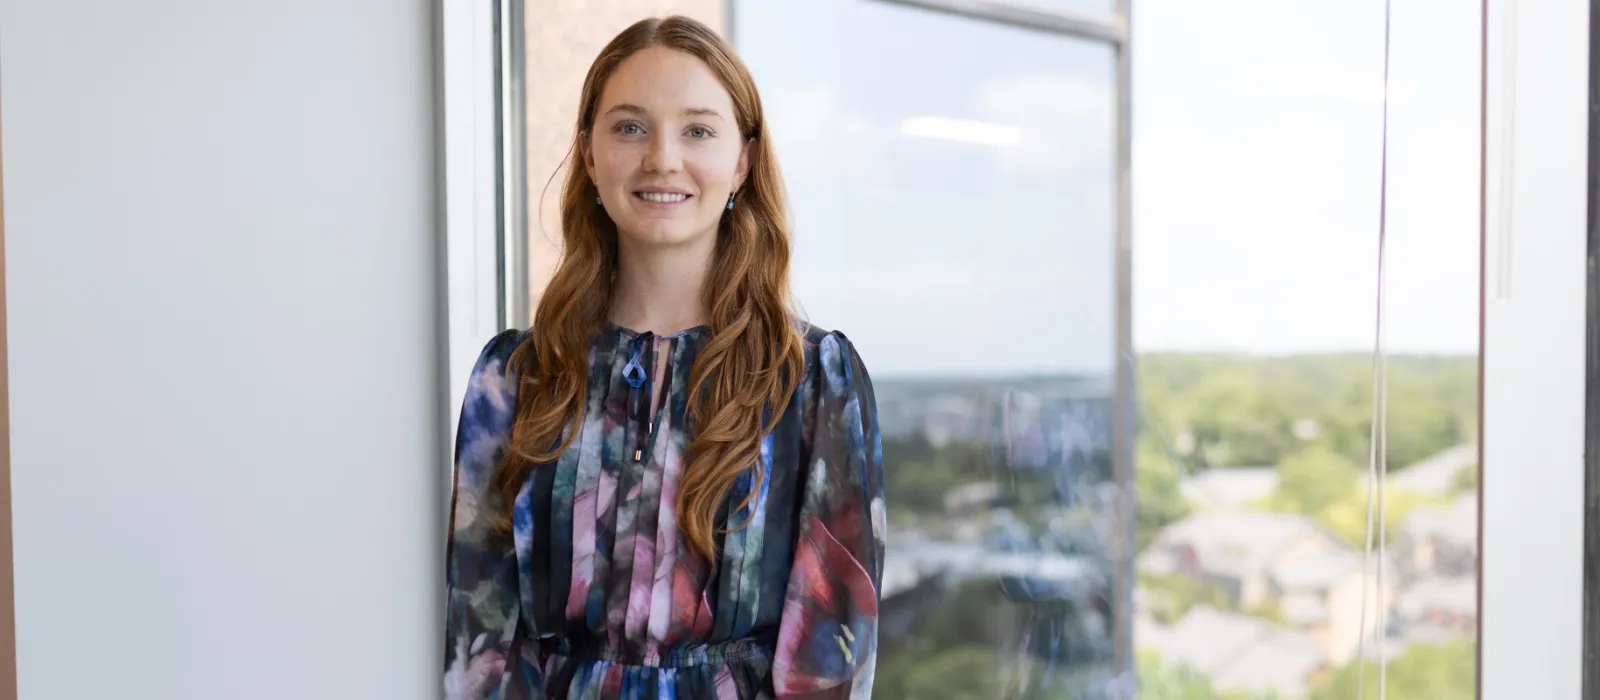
[
  {"x1": 976, "y1": 74, "x2": 1115, "y2": 176},
  {"x1": 763, "y1": 83, "x2": 876, "y2": 179}
]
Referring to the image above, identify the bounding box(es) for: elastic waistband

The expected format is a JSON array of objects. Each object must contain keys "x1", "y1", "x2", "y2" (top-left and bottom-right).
[{"x1": 539, "y1": 636, "x2": 773, "y2": 669}]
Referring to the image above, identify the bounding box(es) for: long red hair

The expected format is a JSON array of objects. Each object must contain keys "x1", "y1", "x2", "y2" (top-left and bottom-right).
[{"x1": 493, "y1": 16, "x2": 804, "y2": 562}]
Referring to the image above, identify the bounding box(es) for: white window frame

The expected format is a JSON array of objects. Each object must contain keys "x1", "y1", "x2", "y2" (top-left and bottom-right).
[
  {"x1": 1479, "y1": 0, "x2": 1588, "y2": 697},
  {"x1": 436, "y1": 0, "x2": 505, "y2": 482}
]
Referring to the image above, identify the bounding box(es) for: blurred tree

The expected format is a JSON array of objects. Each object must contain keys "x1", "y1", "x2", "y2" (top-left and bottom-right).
[
  {"x1": 1181, "y1": 366, "x2": 1294, "y2": 467},
  {"x1": 1308, "y1": 640, "x2": 1476, "y2": 700},
  {"x1": 1135, "y1": 651, "x2": 1217, "y2": 700},
  {"x1": 1451, "y1": 462, "x2": 1478, "y2": 494},
  {"x1": 877, "y1": 645, "x2": 1002, "y2": 700},
  {"x1": 1269, "y1": 445, "x2": 1359, "y2": 516},
  {"x1": 877, "y1": 580, "x2": 1117, "y2": 698},
  {"x1": 1315, "y1": 486, "x2": 1437, "y2": 547},
  {"x1": 1138, "y1": 573, "x2": 1231, "y2": 624},
  {"x1": 876, "y1": 581, "x2": 1017, "y2": 696},
  {"x1": 1134, "y1": 440, "x2": 1191, "y2": 552},
  {"x1": 1320, "y1": 370, "x2": 1467, "y2": 471},
  {"x1": 1136, "y1": 353, "x2": 1476, "y2": 472},
  {"x1": 882, "y1": 435, "x2": 992, "y2": 524}
]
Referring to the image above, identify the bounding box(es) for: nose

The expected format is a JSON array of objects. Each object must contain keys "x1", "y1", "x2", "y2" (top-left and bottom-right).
[{"x1": 642, "y1": 132, "x2": 682, "y2": 174}]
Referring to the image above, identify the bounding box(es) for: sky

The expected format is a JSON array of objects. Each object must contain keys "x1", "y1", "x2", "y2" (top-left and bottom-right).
[
  {"x1": 732, "y1": 0, "x2": 1481, "y2": 376},
  {"x1": 1130, "y1": 0, "x2": 1481, "y2": 357}
]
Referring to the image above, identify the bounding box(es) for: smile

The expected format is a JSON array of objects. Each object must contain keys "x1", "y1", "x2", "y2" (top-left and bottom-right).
[{"x1": 635, "y1": 192, "x2": 691, "y2": 204}]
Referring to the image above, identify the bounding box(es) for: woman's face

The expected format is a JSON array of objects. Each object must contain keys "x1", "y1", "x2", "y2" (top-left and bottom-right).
[{"x1": 585, "y1": 46, "x2": 751, "y2": 252}]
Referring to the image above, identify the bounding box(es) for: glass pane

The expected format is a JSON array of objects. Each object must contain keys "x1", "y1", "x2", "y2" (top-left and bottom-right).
[
  {"x1": 737, "y1": 0, "x2": 1123, "y2": 696},
  {"x1": 1132, "y1": 0, "x2": 1481, "y2": 698}
]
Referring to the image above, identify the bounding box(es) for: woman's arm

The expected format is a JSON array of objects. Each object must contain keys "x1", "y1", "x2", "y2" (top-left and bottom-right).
[
  {"x1": 444, "y1": 330, "x2": 540, "y2": 699},
  {"x1": 773, "y1": 333, "x2": 886, "y2": 700}
]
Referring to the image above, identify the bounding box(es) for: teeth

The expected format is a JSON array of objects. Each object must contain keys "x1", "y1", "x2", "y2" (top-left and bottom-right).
[{"x1": 638, "y1": 192, "x2": 688, "y2": 203}]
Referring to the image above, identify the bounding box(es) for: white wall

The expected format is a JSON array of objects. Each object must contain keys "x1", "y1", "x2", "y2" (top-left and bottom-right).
[{"x1": 0, "y1": 1, "x2": 445, "y2": 698}]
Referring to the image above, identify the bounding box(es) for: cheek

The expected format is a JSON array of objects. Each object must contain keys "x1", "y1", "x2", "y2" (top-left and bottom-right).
[
  {"x1": 593, "y1": 148, "x2": 635, "y2": 185},
  {"x1": 688, "y1": 151, "x2": 742, "y2": 194}
]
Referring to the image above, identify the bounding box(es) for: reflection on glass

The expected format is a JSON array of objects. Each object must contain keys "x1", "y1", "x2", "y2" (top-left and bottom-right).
[
  {"x1": 1132, "y1": 0, "x2": 1480, "y2": 698},
  {"x1": 737, "y1": 0, "x2": 1121, "y2": 696}
]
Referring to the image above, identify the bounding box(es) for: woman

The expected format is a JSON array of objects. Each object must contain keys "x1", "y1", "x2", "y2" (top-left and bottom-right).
[{"x1": 444, "y1": 15, "x2": 883, "y2": 700}]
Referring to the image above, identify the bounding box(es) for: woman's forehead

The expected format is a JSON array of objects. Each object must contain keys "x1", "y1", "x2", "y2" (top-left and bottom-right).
[{"x1": 599, "y1": 47, "x2": 736, "y2": 121}]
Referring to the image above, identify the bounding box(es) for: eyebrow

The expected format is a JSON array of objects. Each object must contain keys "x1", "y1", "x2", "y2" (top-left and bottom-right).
[{"x1": 602, "y1": 103, "x2": 726, "y2": 121}]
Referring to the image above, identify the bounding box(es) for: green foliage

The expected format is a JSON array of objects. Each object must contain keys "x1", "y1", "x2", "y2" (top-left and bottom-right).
[
  {"x1": 1135, "y1": 650, "x2": 1218, "y2": 700},
  {"x1": 1135, "y1": 440, "x2": 1192, "y2": 551},
  {"x1": 881, "y1": 434, "x2": 990, "y2": 525},
  {"x1": 1452, "y1": 462, "x2": 1478, "y2": 494},
  {"x1": 1135, "y1": 651, "x2": 1272, "y2": 700},
  {"x1": 1139, "y1": 573, "x2": 1231, "y2": 624},
  {"x1": 1314, "y1": 486, "x2": 1439, "y2": 547},
  {"x1": 1267, "y1": 445, "x2": 1360, "y2": 515},
  {"x1": 1308, "y1": 640, "x2": 1477, "y2": 700},
  {"x1": 1137, "y1": 353, "x2": 1477, "y2": 473},
  {"x1": 1250, "y1": 443, "x2": 1443, "y2": 547},
  {"x1": 876, "y1": 580, "x2": 1119, "y2": 699},
  {"x1": 875, "y1": 582, "x2": 1031, "y2": 699},
  {"x1": 876, "y1": 645, "x2": 1007, "y2": 700}
]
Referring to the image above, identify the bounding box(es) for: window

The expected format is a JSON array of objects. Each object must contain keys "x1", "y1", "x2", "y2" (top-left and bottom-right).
[
  {"x1": 736, "y1": 1, "x2": 1125, "y2": 695},
  {"x1": 460, "y1": 0, "x2": 1592, "y2": 696},
  {"x1": 1132, "y1": 1, "x2": 1482, "y2": 697}
]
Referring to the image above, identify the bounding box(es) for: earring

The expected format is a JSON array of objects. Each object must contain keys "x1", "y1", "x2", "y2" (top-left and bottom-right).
[
  {"x1": 726, "y1": 193, "x2": 736, "y2": 211},
  {"x1": 596, "y1": 195, "x2": 602, "y2": 205}
]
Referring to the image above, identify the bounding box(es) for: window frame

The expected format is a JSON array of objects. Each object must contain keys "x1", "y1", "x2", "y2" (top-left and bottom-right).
[
  {"x1": 1582, "y1": 0, "x2": 1600, "y2": 696},
  {"x1": 1480, "y1": 0, "x2": 1589, "y2": 697},
  {"x1": 870, "y1": 0, "x2": 1125, "y2": 43},
  {"x1": 436, "y1": 0, "x2": 509, "y2": 487}
]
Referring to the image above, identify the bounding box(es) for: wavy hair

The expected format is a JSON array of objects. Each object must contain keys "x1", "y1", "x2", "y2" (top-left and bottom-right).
[{"x1": 493, "y1": 16, "x2": 804, "y2": 562}]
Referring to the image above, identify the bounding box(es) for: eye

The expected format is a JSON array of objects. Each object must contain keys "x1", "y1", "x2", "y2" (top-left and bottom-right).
[
  {"x1": 613, "y1": 121, "x2": 645, "y2": 136},
  {"x1": 686, "y1": 125, "x2": 715, "y2": 139}
]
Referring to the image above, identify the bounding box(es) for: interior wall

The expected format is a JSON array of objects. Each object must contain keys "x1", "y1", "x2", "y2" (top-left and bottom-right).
[{"x1": 0, "y1": 1, "x2": 444, "y2": 697}]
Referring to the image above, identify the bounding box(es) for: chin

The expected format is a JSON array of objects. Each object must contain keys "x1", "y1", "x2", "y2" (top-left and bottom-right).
[{"x1": 620, "y1": 221, "x2": 714, "y2": 249}]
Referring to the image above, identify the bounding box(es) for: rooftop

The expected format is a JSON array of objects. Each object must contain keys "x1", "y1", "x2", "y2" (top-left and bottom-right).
[{"x1": 1145, "y1": 606, "x2": 1324, "y2": 698}]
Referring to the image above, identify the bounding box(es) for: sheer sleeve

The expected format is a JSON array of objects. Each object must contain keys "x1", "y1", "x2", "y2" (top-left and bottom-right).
[
  {"x1": 773, "y1": 332, "x2": 886, "y2": 699},
  {"x1": 444, "y1": 330, "x2": 541, "y2": 699}
]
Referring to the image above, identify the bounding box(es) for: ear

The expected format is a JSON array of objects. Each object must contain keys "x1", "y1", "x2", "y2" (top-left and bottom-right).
[
  {"x1": 581, "y1": 131, "x2": 597, "y2": 181},
  {"x1": 733, "y1": 137, "x2": 754, "y2": 193}
]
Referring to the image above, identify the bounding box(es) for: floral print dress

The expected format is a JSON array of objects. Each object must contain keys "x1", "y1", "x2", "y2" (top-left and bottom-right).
[{"x1": 445, "y1": 324, "x2": 885, "y2": 699}]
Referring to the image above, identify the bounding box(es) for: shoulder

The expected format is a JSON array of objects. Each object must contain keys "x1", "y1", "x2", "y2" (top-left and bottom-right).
[
  {"x1": 467, "y1": 328, "x2": 533, "y2": 388},
  {"x1": 798, "y1": 322, "x2": 874, "y2": 398},
  {"x1": 457, "y1": 329, "x2": 533, "y2": 437}
]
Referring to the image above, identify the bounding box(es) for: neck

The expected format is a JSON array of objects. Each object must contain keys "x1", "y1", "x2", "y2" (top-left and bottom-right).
[{"x1": 609, "y1": 238, "x2": 714, "y2": 335}]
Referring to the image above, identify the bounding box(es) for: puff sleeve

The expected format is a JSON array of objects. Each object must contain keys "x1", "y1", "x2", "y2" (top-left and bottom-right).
[
  {"x1": 772, "y1": 333, "x2": 886, "y2": 699},
  {"x1": 444, "y1": 330, "x2": 544, "y2": 699}
]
